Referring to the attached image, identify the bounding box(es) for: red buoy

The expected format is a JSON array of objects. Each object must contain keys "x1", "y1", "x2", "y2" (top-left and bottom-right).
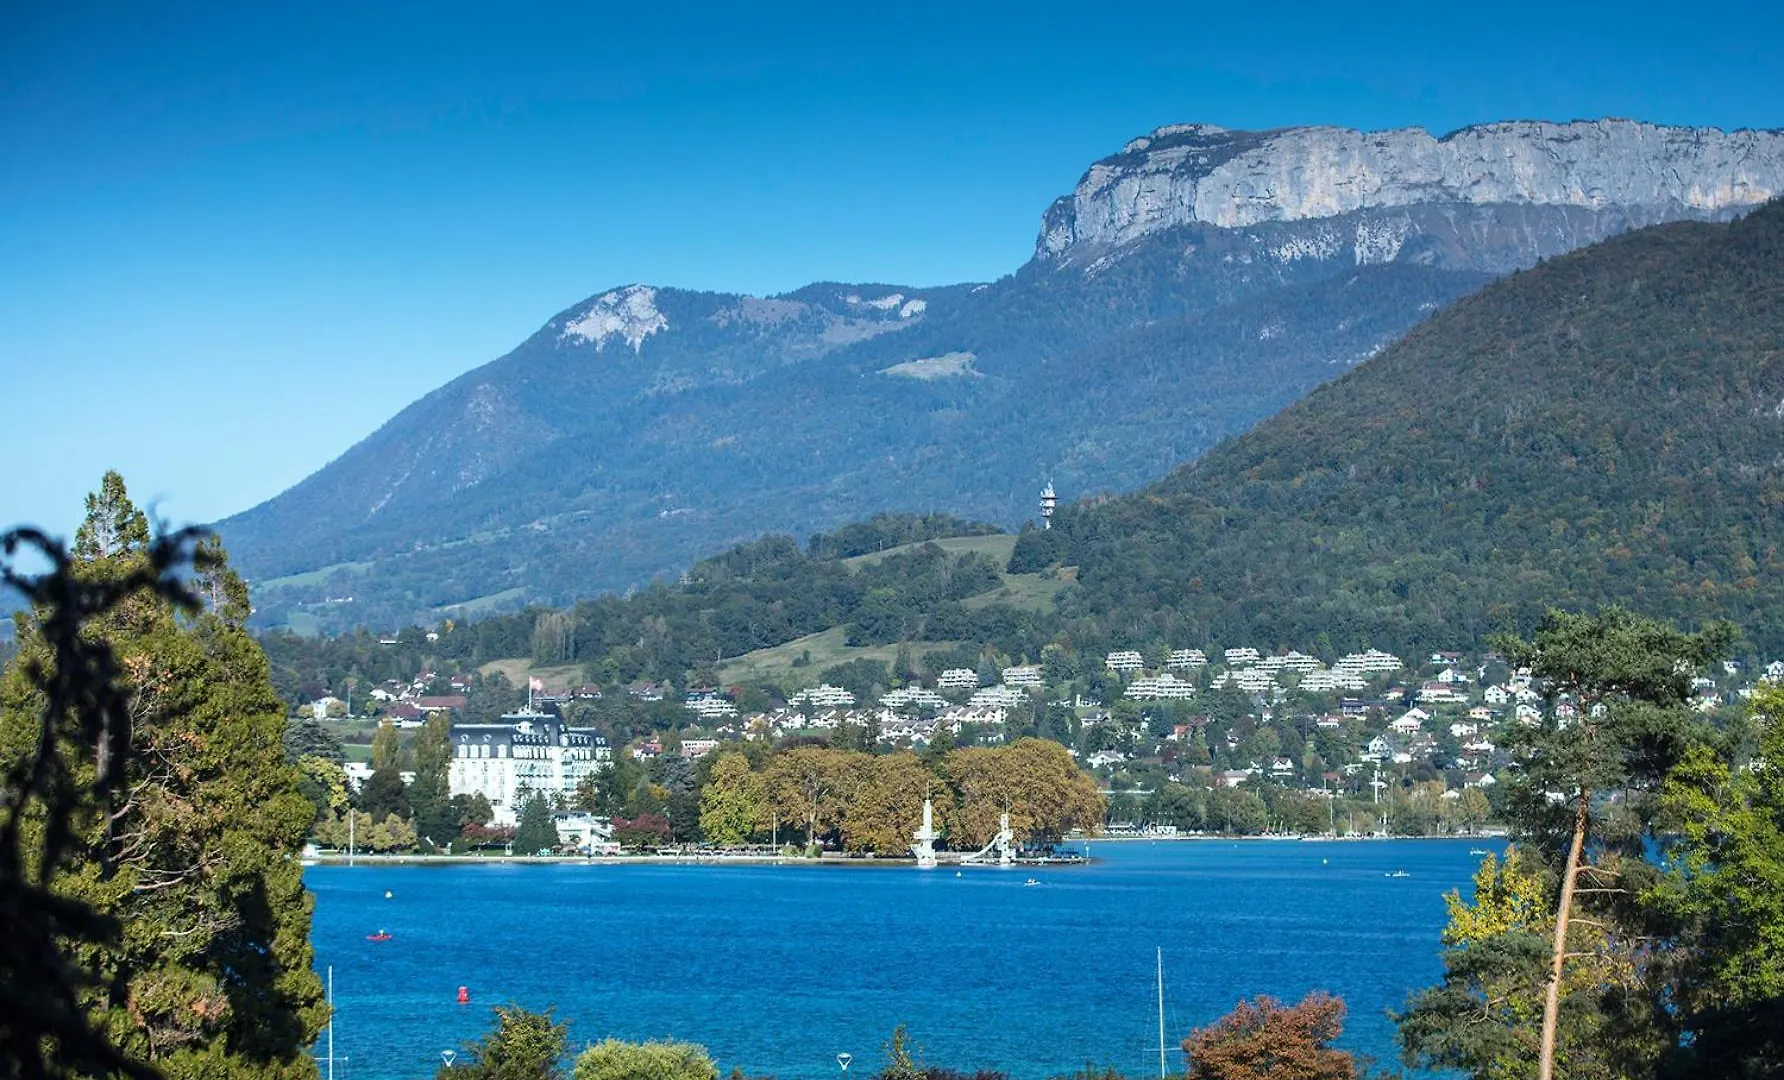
[{"x1": 457, "y1": 985, "x2": 470, "y2": 1005}]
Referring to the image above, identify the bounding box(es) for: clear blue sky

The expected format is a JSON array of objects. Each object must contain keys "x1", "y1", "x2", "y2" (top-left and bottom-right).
[{"x1": 3, "y1": 0, "x2": 1780, "y2": 541}]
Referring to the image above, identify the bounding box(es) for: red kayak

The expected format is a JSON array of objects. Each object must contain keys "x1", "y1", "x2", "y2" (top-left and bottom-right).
[{"x1": 366, "y1": 931, "x2": 393, "y2": 942}]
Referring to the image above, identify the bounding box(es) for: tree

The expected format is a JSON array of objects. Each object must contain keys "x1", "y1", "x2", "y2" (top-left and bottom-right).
[
  {"x1": 843, "y1": 753, "x2": 941, "y2": 855},
  {"x1": 1, "y1": 474, "x2": 327, "y2": 1079},
  {"x1": 1182, "y1": 992, "x2": 1356, "y2": 1080},
  {"x1": 441, "y1": 1005, "x2": 567, "y2": 1080},
  {"x1": 513, "y1": 793, "x2": 558, "y2": 854},
  {"x1": 366, "y1": 812, "x2": 418, "y2": 853},
  {"x1": 1647, "y1": 682, "x2": 1784, "y2": 1075},
  {"x1": 283, "y1": 714, "x2": 345, "y2": 763},
  {"x1": 1396, "y1": 850, "x2": 1624, "y2": 1080},
  {"x1": 765, "y1": 746, "x2": 859, "y2": 852},
  {"x1": 295, "y1": 754, "x2": 352, "y2": 829},
  {"x1": 572, "y1": 1039, "x2": 717, "y2": 1080},
  {"x1": 370, "y1": 720, "x2": 403, "y2": 771},
  {"x1": 1494, "y1": 608, "x2": 1730, "y2": 1080},
  {"x1": 0, "y1": 513, "x2": 197, "y2": 1080},
  {"x1": 358, "y1": 763, "x2": 411, "y2": 822},
  {"x1": 945, "y1": 739, "x2": 1105, "y2": 848},
  {"x1": 410, "y1": 713, "x2": 458, "y2": 846},
  {"x1": 699, "y1": 753, "x2": 764, "y2": 846}
]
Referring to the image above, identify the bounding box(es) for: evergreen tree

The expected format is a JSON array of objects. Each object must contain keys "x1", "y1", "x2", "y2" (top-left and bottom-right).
[
  {"x1": 1, "y1": 473, "x2": 327, "y2": 1079},
  {"x1": 409, "y1": 713, "x2": 459, "y2": 846},
  {"x1": 358, "y1": 764, "x2": 411, "y2": 822},
  {"x1": 441, "y1": 1006, "x2": 567, "y2": 1080},
  {"x1": 513, "y1": 793, "x2": 558, "y2": 854}
]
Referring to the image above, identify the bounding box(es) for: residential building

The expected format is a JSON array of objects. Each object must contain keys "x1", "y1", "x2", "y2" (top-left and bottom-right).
[
  {"x1": 1105, "y1": 650, "x2": 1144, "y2": 672},
  {"x1": 1126, "y1": 673, "x2": 1197, "y2": 700},
  {"x1": 1002, "y1": 666, "x2": 1044, "y2": 687},
  {"x1": 936, "y1": 668, "x2": 981, "y2": 691},
  {"x1": 1168, "y1": 649, "x2": 1208, "y2": 669},
  {"x1": 790, "y1": 684, "x2": 856, "y2": 709}
]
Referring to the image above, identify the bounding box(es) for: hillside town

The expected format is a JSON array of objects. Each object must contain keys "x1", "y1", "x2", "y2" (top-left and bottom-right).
[{"x1": 297, "y1": 641, "x2": 1779, "y2": 844}]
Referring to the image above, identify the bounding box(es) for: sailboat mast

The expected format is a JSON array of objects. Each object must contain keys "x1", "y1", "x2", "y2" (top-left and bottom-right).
[
  {"x1": 326, "y1": 965, "x2": 335, "y2": 1080},
  {"x1": 1156, "y1": 947, "x2": 1167, "y2": 1078}
]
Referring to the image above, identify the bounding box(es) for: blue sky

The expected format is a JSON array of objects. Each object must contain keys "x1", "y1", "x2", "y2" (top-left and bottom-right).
[{"x1": 3, "y1": 0, "x2": 1781, "y2": 541}]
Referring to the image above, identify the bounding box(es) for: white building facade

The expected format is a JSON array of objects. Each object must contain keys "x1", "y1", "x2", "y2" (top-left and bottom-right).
[{"x1": 448, "y1": 710, "x2": 612, "y2": 826}]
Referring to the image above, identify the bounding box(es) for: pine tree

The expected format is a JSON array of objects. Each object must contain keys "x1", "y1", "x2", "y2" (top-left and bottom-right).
[{"x1": 1, "y1": 473, "x2": 327, "y2": 1079}]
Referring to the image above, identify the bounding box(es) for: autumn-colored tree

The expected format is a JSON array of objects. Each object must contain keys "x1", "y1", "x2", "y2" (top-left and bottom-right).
[
  {"x1": 1182, "y1": 992, "x2": 1356, "y2": 1080},
  {"x1": 842, "y1": 752, "x2": 944, "y2": 855},
  {"x1": 945, "y1": 738, "x2": 1104, "y2": 847},
  {"x1": 765, "y1": 746, "x2": 864, "y2": 851}
]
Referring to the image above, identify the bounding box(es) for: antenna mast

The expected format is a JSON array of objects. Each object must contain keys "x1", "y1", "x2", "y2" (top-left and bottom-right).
[{"x1": 1156, "y1": 947, "x2": 1167, "y2": 1079}]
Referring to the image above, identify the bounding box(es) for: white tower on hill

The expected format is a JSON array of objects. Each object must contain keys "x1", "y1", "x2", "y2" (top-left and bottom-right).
[{"x1": 1040, "y1": 481, "x2": 1057, "y2": 529}]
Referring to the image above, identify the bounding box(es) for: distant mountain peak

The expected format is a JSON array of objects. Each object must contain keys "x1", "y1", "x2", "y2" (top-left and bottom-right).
[
  {"x1": 557, "y1": 284, "x2": 669, "y2": 352},
  {"x1": 1039, "y1": 118, "x2": 1784, "y2": 265}
]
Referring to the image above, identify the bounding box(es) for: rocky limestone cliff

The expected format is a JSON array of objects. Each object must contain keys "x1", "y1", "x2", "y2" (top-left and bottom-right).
[{"x1": 1039, "y1": 119, "x2": 1784, "y2": 270}]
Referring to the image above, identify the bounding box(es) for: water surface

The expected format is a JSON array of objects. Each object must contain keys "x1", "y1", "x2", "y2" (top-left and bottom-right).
[{"x1": 308, "y1": 839, "x2": 1491, "y2": 1080}]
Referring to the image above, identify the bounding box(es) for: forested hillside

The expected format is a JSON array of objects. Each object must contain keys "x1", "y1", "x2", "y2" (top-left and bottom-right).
[{"x1": 1014, "y1": 199, "x2": 1784, "y2": 656}]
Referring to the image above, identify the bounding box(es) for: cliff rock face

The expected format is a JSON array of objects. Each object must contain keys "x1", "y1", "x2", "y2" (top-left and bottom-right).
[{"x1": 1039, "y1": 120, "x2": 1784, "y2": 270}]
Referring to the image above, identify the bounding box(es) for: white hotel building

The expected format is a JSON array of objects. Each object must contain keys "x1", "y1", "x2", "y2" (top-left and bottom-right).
[{"x1": 448, "y1": 709, "x2": 612, "y2": 826}]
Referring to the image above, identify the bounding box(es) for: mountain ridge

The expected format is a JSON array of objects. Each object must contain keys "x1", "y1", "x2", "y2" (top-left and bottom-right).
[
  {"x1": 1014, "y1": 198, "x2": 1784, "y2": 654},
  {"x1": 218, "y1": 118, "x2": 1784, "y2": 633}
]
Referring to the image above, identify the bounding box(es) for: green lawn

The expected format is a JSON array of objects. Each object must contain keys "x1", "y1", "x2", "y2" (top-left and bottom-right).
[
  {"x1": 841, "y1": 533, "x2": 1016, "y2": 569},
  {"x1": 282, "y1": 611, "x2": 323, "y2": 637},
  {"x1": 477, "y1": 657, "x2": 587, "y2": 689},
  {"x1": 964, "y1": 566, "x2": 1078, "y2": 614},
  {"x1": 717, "y1": 625, "x2": 973, "y2": 686}
]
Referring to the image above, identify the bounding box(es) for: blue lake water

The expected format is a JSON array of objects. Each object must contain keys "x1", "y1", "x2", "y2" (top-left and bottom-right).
[{"x1": 307, "y1": 839, "x2": 1493, "y2": 1080}]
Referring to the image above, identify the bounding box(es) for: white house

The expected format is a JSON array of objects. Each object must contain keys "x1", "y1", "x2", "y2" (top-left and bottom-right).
[
  {"x1": 1002, "y1": 666, "x2": 1044, "y2": 687},
  {"x1": 551, "y1": 812, "x2": 616, "y2": 853},
  {"x1": 1105, "y1": 650, "x2": 1145, "y2": 672}
]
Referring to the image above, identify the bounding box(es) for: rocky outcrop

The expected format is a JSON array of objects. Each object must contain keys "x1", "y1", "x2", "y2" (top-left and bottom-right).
[{"x1": 1039, "y1": 120, "x2": 1784, "y2": 269}]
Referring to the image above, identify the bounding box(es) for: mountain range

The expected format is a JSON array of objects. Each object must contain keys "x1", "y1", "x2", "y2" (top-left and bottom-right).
[{"x1": 216, "y1": 118, "x2": 1784, "y2": 632}]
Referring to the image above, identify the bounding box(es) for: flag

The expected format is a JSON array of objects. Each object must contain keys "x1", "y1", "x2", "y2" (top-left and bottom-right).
[{"x1": 529, "y1": 676, "x2": 544, "y2": 692}]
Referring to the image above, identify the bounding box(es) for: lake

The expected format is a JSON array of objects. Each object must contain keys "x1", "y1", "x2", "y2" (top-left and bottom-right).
[{"x1": 306, "y1": 839, "x2": 1493, "y2": 1080}]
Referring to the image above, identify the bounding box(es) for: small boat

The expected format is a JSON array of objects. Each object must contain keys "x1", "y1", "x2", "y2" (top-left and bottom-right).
[
  {"x1": 366, "y1": 930, "x2": 393, "y2": 942},
  {"x1": 1384, "y1": 870, "x2": 1411, "y2": 879},
  {"x1": 1023, "y1": 878, "x2": 1041, "y2": 887},
  {"x1": 1469, "y1": 848, "x2": 1490, "y2": 856}
]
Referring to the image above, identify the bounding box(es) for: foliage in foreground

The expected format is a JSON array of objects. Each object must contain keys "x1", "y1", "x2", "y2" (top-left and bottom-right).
[
  {"x1": 1398, "y1": 607, "x2": 1784, "y2": 1080},
  {"x1": 1182, "y1": 992, "x2": 1356, "y2": 1080},
  {"x1": 1, "y1": 472, "x2": 326, "y2": 1080}
]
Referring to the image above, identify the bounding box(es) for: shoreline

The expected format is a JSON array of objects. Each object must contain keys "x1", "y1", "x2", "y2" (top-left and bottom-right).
[{"x1": 306, "y1": 833, "x2": 1502, "y2": 868}]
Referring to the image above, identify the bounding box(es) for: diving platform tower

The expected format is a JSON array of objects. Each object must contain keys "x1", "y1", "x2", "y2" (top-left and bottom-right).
[{"x1": 911, "y1": 797, "x2": 939, "y2": 869}]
